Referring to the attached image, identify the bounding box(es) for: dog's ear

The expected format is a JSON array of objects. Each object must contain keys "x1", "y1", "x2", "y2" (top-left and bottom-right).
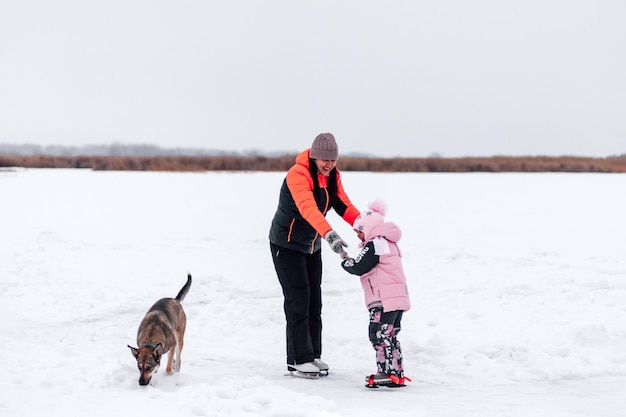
[
  {"x1": 128, "y1": 345, "x2": 139, "y2": 359},
  {"x1": 154, "y1": 343, "x2": 164, "y2": 358}
]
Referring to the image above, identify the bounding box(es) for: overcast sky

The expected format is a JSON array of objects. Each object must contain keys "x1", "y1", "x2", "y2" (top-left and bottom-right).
[{"x1": 1, "y1": 1, "x2": 624, "y2": 158}]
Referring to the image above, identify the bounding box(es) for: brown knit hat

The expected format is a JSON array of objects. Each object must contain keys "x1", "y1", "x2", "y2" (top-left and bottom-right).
[{"x1": 310, "y1": 133, "x2": 339, "y2": 160}]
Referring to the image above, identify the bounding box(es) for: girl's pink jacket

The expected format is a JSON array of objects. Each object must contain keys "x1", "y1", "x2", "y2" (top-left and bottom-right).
[{"x1": 356, "y1": 222, "x2": 411, "y2": 312}]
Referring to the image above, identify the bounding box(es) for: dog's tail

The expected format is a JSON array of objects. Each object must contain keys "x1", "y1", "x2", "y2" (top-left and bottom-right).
[{"x1": 175, "y1": 273, "x2": 192, "y2": 302}]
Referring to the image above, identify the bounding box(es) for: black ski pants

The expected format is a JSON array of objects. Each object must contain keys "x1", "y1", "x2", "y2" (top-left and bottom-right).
[{"x1": 270, "y1": 242, "x2": 323, "y2": 366}]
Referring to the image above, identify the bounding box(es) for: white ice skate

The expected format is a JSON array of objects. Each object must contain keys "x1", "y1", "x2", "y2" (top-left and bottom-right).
[
  {"x1": 285, "y1": 362, "x2": 320, "y2": 379},
  {"x1": 313, "y1": 358, "x2": 329, "y2": 376}
]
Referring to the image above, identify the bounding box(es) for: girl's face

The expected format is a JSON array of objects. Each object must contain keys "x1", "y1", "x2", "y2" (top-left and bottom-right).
[
  {"x1": 314, "y1": 159, "x2": 337, "y2": 177},
  {"x1": 355, "y1": 229, "x2": 365, "y2": 242}
]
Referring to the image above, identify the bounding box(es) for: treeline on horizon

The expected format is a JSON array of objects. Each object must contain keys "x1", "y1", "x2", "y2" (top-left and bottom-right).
[{"x1": 2, "y1": 154, "x2": 626, "y2": 173}]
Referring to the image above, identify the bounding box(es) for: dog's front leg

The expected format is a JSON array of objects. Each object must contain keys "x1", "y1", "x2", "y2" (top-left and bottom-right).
[
  {"x1": 165, "y1": 349, "x2": 175, "y2": 374},
  {"x1": 174, "y1": 343, "x2": 182, "y2": 372}
]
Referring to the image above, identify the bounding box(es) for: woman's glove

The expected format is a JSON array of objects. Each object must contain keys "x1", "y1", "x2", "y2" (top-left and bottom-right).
[{"x1": 324, "y1": 230, "x2": 349, "y2": 259}]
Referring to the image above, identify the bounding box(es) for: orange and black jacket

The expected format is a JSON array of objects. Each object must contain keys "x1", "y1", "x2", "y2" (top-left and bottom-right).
[{"x1": 269, "y1": 149, "x2": 360, "y2": 254}]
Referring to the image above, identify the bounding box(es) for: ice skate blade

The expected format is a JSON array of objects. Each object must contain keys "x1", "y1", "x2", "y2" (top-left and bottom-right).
[
  {"x1": 365, "y1": 382, "x2": 406, "y2": 388},
  {"x1": 284, "y1": 371, "x2": 320, "y2": 380}
]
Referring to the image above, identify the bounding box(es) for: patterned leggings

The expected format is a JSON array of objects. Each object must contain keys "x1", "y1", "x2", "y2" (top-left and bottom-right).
[{"x1": 369, "y1": 307, "x2": 404, "y2": 377}]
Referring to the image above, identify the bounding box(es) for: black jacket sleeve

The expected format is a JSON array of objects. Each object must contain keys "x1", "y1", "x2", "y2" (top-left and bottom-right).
[{"x1": 341, "y1": 241, "x2": 379, "y2": 276}]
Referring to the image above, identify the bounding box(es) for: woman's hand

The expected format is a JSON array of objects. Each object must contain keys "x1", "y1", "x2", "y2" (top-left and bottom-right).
[{"x1": 324, "y1": 230, "x2": 349, "y2": 258}]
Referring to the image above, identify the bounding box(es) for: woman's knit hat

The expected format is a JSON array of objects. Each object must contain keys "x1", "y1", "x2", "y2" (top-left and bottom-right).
[{"x1": 310, "y1": 133, "x2": 339, "y2": 160}]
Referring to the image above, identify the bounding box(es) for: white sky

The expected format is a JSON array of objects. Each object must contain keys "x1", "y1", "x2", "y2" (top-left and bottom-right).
[{"x1": 1, "y1": 1, "x2": 625, "y2": 157}]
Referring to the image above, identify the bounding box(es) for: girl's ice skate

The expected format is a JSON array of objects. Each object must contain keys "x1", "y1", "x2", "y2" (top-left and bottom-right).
[{"x1": 365, "y1": 373, "x2": 411, "y2": 388}]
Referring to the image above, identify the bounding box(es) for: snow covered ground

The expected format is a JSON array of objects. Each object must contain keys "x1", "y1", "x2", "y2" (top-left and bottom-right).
[{"x1": 1, "y1": 168, "x2": 625, "y2": 417}]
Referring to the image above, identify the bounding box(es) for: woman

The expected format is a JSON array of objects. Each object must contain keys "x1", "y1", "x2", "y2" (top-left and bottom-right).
[{"x1": 269, "y1": 132, "x2": 360, "y2": 376}]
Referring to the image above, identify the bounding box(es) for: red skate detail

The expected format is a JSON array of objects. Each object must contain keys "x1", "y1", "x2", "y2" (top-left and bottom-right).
[{"x1": 389, "y1": 375, "x2": 411, "y2": 386}]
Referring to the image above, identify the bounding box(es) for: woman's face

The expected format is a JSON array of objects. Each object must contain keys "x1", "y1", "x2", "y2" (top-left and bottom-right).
[{"x1": 314, "y1": 159, "x2": 337, "y2": 177}]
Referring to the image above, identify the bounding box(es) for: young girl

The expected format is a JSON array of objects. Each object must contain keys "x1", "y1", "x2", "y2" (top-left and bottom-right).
[{"x1": 341, "y1": 199, "x2": 411, "y2": 387}]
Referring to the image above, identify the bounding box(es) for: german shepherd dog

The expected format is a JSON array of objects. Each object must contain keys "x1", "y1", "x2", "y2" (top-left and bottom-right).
[{"x1": 128, "y1": 274, "x2": 192, "y2": 385}]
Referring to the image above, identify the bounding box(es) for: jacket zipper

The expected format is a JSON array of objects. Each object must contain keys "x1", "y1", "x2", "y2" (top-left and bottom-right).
[
  {"x1": 309, "y1": 185, "x2": 331, "y2": 254},
  {"x1": 287, "y1": 218, "x2": 295, "y2": 242}
]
